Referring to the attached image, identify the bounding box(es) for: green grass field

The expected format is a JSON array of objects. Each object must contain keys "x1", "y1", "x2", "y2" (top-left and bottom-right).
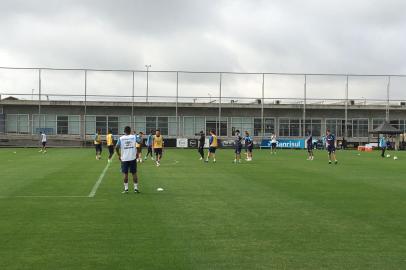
[{"x1": 1, "y1": 147, "x2": 406, "y2": 269}]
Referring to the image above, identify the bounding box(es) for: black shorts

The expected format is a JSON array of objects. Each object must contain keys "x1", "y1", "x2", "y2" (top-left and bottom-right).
[
  {"x1": 247, "y1": 145, "x2": 253, "y2": 153},
  {"x1": 235, "y1": 145, "x2": 242, "y2": 154},
  {"x1": 121, "y1": 160, "x2": 137, "y2": 174},
  {"x1": 42, "y1": 142, "x2": 46, "y2": 147},
  {"x1": 154, "y1": 148, "x2": 163, "y2": 156},
  {"x1": 271, "y1": 143, "x2": 277, "y2": 149},
  {"x1": 108, "y1": 145, "x2": 114, "y2": 155},
  {"x1": 95, "y1": 144, "x2": 102, "y2": 153},
  {"x1": 307, "y1": 145, "x2": 313, "y2": 152},
  {"x1": 209, "y1": 147, "x2": 217, "y2": 153},
  {"x1": 327, "y1": 145, "x2": 336, "y2": 154}
]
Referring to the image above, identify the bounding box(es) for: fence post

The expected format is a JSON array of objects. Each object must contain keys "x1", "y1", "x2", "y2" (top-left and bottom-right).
[
  {"x1": 38, "y1": 68, "x2": 42, "y2": 133},
  {"x1": 386, "y1": 76, "x2": 391, "y2": 122},
  {"x1": 261, "y1": 73, "x2": 265, "y2": 138},
  {"x1": 303, "y1": 74, "x2": 307, "y2": 139},
  {"x1": 131, "y1": 71, "x2": 135, "y2": 129},
  {"x1": 83, "y1": 70, "x2": 87, "y2": 144},
  {"x1": 176, "y1": 71, "x2": 179, "y2": 137},
  {"x1": 345, "y1": 75, "x2": 348, "y2": 138},
  {"x1": 218, "y1": 73, "x2": 222, "y2": 137}
]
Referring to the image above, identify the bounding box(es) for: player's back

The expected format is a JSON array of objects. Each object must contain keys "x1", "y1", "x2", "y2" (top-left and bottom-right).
[{"x1": 118, "y1": 134, "x2": 137, "y2": 161}]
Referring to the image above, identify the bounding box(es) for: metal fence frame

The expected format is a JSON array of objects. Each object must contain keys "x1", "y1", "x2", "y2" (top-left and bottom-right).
[{"x1": 1, "y1": 66, "x2": 406, "y2": 139}]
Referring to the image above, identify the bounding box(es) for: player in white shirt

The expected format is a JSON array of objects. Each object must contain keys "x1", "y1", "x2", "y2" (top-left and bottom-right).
[
  {"x1": 39, "y1": 131, "x2": 47, "y2": 153},
  {"x1": 115, "y1": 126, "x2": 139, "y2": 193},
  {"x1": 270, "y1": 133, "x2": 277, "y2": 155}
]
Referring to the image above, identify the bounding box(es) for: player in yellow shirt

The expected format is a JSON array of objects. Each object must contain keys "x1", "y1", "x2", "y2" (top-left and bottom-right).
[
  {"x1": 94, "y1": 129, "x2": 102, "y2": 160},
  {"x1": 106, "y1": 129, "x2": 115, "y2": 163},
  {"x1": 205, "y1": 129, "x2": 218, "y2": 163},
  {"x1": 152, "y1": 129, "x2": 164, "y2": 167}
]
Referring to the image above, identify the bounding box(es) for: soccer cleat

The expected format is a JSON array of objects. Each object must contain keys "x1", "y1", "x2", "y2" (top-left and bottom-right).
[
  {"x1": 335, "y1": 160, "x2": 338, "y2": 164},
  {"x1": 134, "y1": 189, "x2": 140, "y2": 193},
  {"x1": 122, "y1": 189, "x2": 129, "y2": 194},
  {"x1": 204, "y1": 160, "x2": 209, "y2": 163},
  {"x1": 199, "y1": 157, "x2": 203, "y2": 160},
  {"x1": 213, "y1": 159, "x2": 216, "y2": 163},
  {"x1": 328, "y1": 160, "x2": 332, "y2": 164}
]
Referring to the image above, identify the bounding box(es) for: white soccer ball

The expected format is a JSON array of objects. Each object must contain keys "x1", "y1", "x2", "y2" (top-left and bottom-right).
[
  {"x1": 394, "y1": 156, "x2": 398, "y2": 160},
  {"x1": 157, "y1": 188, "x2": 164, "y2": 192},
  {"x1": 386, "y1": 154, "x2": 391, "y2": 158}
]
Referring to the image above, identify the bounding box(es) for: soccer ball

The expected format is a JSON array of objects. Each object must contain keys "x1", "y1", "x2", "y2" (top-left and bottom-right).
[
  {"x1": 157, "y1": 188, "x2": 164, "y2": 192},
  {"x1": 393, "y1": 156, "x2": 398, "y2": 160},
  {"x1": 386, "y1": 154, "x2": 391, "y2": 158}
]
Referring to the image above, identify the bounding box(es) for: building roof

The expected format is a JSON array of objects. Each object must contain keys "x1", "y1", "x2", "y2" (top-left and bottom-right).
[{"x1": 369, "y1": 121, "x2": 402, "y2": 134}]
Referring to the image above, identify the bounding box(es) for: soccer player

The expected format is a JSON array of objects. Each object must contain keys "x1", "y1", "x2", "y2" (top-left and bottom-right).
[
  {"x1": 144, "y1": 130, "x2": 154, "y2": 160},
  {"x1": 234, "y1": 130, "x2": 243, "y2": 163},
  {"x1": 94, "y1": 129, "x2": 102, "y2": 160},
  {"x1": 39, "y1": 131, "x2": 47, "y2": 153},
  {"x1": 198, "y1": 130, "x2": 205, "y2": 160},
  {"x1": 115, "y1": 126, "x2": 139, "y2": 193},
  {"x1": 152, "y1": 129, "x2": 164, "y2": 167},
  {"x1": 326, "y1": 129, "x2": 338, "y2": 164},
  {"x1": 306, "y1": 132, "x2": 314, "y2": 160},
  {"x1": 379, "y1": 135, "x2": 387, "y2": 158},
  {"x1": 136, "y1": 131, "x2": 143, "y2": 163},
  {"x1": 106, "y1": 129, "x2": 115, "y2": 163},
  {"x1": 244, "y1": 131, "x2": 253, "y2": 161},
  {"x1": 270, "y1": 133, "x2": 277, "y2": 154},
  {"x1": 205, "y1": 130, "x2": 218, "y2": 163}
]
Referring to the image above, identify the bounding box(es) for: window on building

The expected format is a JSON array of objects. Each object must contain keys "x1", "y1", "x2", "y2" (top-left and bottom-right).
[
  {"x1": 96, "y1": 116, "x2": 107, "y2": 134},
  {"x1": 279, "y1": 119, "x2": 290, "y2": 136},
  {"x1": 157, "y1": 117, "x2": 168, "y2": 135},
  {"x1": 253, "y1": 118, "x2": 274, "y2": 136},
  {"x1": 290, "y1": 119, "x2": 300, "y2": 136},
  {"x1": 352, "y1": 119, "x2": 369, "y2": 137},
  {"x1": 134, "y1": 116, "x2": 146, "y2": 134},
  {"x1": 32, "y1": 114, "x2": 56, "y2": 134},
  {"x1": 168, "y1": 117, "x2": 178, "y2": 136},
  {"x1": 85, "y1": 116, "x2": 96, "y2": 135},
  {"x1": 146, "y1": 117, "x2": 156, "y2": 134},
  {"x1": 57, "y1": 116, "x2": 69, "y2": 134},
  {"x1": 68, "y1": 115, "x2": 80, "y2": 135},
  {"x1": 205, "y1": 117, "x2": 227, "y2": 136},
  {"x1": 302, "y1": 119, "x2": 321, "y2": 137},
  {"x1": 118, "y1": 116, "x2": 131, "y2": 134},
  {"x1": 107, "y1": 116, "x2": 118, "y2": 134},
  {"x1": 183, "y1": 117, "x2": 194, "y2": 136}
]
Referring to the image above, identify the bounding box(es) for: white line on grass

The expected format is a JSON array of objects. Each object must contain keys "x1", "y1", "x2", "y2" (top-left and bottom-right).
[{"x1": 88, "y1": 157, "x2": 113, "y2": 198}]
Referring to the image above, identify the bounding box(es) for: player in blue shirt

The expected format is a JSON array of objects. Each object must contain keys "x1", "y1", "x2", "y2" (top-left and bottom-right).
[
  {"x1": 326, "y1": 129, "x2": 338, "y2": 164},
  {"x1": 233, "y1": 130, "x2": 243, "y2": 163},
  {"x1": 306, "y1": 132, "x2": 314, "y2": 160},
  {"x1": 244, "y1": 131, "x2": 253, "y2": 161},
  {"x1": 144, "y1": 130, "x2": 154, "y2": 161}
]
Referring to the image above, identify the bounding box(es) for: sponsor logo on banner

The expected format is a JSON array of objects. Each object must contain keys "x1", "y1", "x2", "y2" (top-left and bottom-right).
[
  {"x1": 176, "y1": 138, "x2": 188, "y2": 148},
  {"x1": 261, "y1": 139, "x2": 305, "y2": 149}
]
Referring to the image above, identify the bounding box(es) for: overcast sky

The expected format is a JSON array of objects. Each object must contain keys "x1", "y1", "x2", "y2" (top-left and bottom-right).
[{"x1": 1, "y1": 0, "x2": 405, "y2": 101}]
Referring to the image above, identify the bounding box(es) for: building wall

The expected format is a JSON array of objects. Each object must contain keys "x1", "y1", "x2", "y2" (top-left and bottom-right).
[{"x1": 1, "y1": 103, "x2": 406, "y2": 146}]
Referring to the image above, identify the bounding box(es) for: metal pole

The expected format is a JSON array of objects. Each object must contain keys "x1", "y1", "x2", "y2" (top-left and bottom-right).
[
  {"x1": 176, "y1": 71, "x2": 179, "y2": 137},
  {"x1": 218, "y1": 73, "x2": 222, "y2": 137},
  {"x1": 131, "y1": 71, "x2": 135, "y2": 128},
  {"x1": 386, "y1": 76, "x2": 391, "y2": 122},
  {"x1": 303, "y1": 74, "x2": 306, "y2": 138},
  {"x1": 345, "y1": 75, "x2": 348, "y2": 138},
  {"x1": 145, "y1": 65, "x2": 151, "y2": 102},
  {"x1": 261, "y1": 73, "x2": 265, "y2": 138},
  {"x1": 38, "y1": 69, "x2": 42, "y2": 133},
  {"x1": 84, "y1": 70, "x2": 87, "y2": 143}
]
